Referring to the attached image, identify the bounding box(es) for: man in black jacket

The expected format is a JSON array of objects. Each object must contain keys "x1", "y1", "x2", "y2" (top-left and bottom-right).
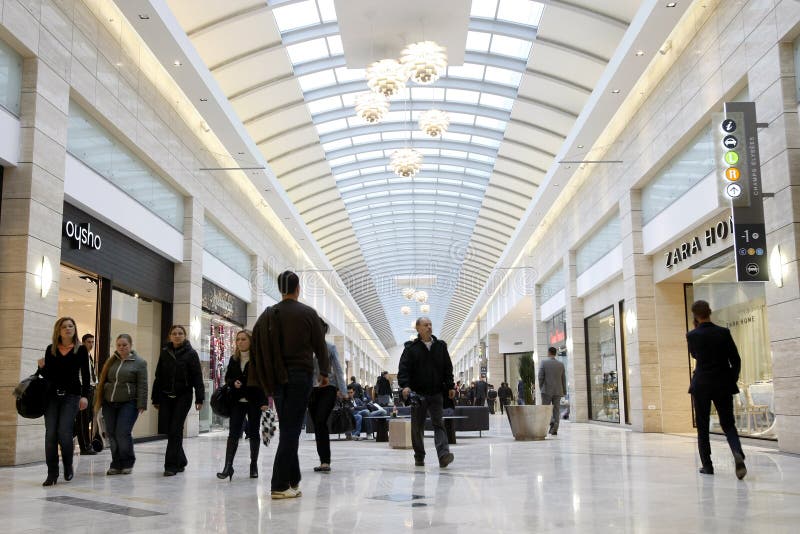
[
  {"x1": 374, "y1": 371, "x2": 392, "y2": 406},
  {"x1": 686, "y1": 300, "x2": 746, "y2": 479},
  {"x1": 397, "y1": 317, "x2": 455, "y2": 468}
]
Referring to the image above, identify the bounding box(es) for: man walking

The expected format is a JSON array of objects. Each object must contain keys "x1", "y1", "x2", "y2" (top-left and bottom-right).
[
  {"x1": 398, "y1": 317, "x2": 455, "y2": 469},
  {"x1": 75, "y1": 333, "x2": 97, "y2": 455},
  {"x1": 374, "y1": 371, "x2": 393, "y2": 406},
  {"x1": 474, "y1": 376, "x2": 488, "y2": 407},
  {"x1": 538, "y1": 347, "x2": 566, "y2": 436},
  {"x1": 498, "y1": 382, "x2": 513, "y2": 414},
  {"x1": 251, "y1": 271, "x2": 330, "y2": 499},
  {"x1": 686, "y1": 300, "x2": 746, "y2": 479}
]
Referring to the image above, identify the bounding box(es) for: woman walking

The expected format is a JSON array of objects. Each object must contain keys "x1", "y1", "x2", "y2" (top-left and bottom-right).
[
  {"x1": 308, "y1": 320, "x2": 347, "y2": 472},
  {"x1": 38, "y1": 317, "x2": 90, "y2": 486},
  {"x1": 95, "y1": 334, "x2": 147, "y2": 475},
  {"x1": 152, "y1": 325, "x2": 204, "y2": 476},
  {"x1": 217, "y1": 330, "x2": 267, "y2": 481}
]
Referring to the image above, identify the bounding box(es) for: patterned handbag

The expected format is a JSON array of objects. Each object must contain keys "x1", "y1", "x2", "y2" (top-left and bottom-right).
[{"x1": 260, "y1": 406, "x2": 278, "y2": 446}]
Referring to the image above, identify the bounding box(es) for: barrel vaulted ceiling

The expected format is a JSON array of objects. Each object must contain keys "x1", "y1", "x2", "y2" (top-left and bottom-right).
[{"x1": 166, "y1": 0, "x2": 639, "y2": 348}]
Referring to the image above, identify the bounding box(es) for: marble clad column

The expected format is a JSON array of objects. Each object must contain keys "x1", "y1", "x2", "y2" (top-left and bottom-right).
[
  {"x1": 532, "y1": 284, "x2": 548, "y2": 404},
  {"x1": 246, "y1": 256, "x2": 265, "y2": 330},
  {"x1": 751, "y1": 41, "x2": 800, "y2": 453},
  {"x1": 620, "y1": 190, "x2": 661, "y2": 432},
  {"x1": 564, "y1": 252, "x2": 588, "y2": 422},
  {"x1": 0, "y1": 58, "x2": 70, "y2": 465},
  {"x1": 172, "y1": 197, "x2": 203, "y2": 437},
  {"x1": 333, "y1": 335, "x2": 345, "y2": 382},
  {"x1": 487, "y1": 333, "x2": 502, "y2": 387}
]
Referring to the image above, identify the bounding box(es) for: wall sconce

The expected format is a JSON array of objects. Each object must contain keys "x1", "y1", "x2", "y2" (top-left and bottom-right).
[
  {"x1": 769, "y1": 244, "x2": 783, "y2": 288},
  {"x1": 35, "y1": 256, "x2": 53, "y2": 298},
  {"x1": 190, "y1": 315, "x2": 201, "y2": 341},
  {"x1": 625, "y1": 308, "x2": 638, "y2": 335}
]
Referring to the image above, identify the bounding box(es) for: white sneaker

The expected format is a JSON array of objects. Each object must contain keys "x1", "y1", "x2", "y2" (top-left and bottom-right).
[{"x1": 271, "y1": 487, "x2": 301, "y2": 499}]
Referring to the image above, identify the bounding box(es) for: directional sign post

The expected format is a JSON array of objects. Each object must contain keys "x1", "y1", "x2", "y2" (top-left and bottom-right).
[{"x1": 713, "y1": 103, "x2": 768, "y2": 282}]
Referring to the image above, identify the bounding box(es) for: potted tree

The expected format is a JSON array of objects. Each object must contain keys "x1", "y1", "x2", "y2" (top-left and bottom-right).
[{"x1": 506, "y1": 353, "x2": 551, "y2": 440}]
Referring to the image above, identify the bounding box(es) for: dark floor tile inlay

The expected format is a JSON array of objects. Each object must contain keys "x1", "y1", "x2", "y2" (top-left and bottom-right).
[
  {"x1": 370, "y1": 493, "x2": 427, "y2": 502},
  {"x1": 43, "y1": 496, "x2": 165, "y2": 517}
]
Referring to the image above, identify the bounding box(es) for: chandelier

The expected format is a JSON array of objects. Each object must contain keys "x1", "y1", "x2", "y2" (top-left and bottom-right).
[
  {"x1": 419, "y1": 109, "x2": 450, "y2": 137},
  {"x1": 414, "y1": 290, "x2": 428, "y2": 303},
  {"x1": 366, "y1": 59, "x2": 407, "y2": 97},
  {"x1": 390, "y1": 148, "x2": 422, "y2": 177},
  {"x1": 355, "y1": 92, "x2": 389, "y2": 123},
  {"x1": 400, "y1": 41, "x2": 447, "y2": 85},
  {"x1": 420, "y1": 304, "x2": 430, "y2": 314},
  {"x1": 401, "y1": 306, "x2": 411, "y2": 315},
  {"x1": 402, "y1": 287, "x2": 416, "y2": 300}
]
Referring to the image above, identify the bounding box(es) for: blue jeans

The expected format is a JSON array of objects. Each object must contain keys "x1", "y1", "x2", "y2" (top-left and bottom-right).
[
  {"x1": 44, "y1": 394, "x2": 80, "y2": 475},
  {"x1": 271, "y1": 369, "x2": 312, "y2": 491},
  {"x1": 352, "y1": 409, "x2": 370, "y2": 436},
  {"x1": 103, "y1": 401, "x2": 140, "y2": 469}
]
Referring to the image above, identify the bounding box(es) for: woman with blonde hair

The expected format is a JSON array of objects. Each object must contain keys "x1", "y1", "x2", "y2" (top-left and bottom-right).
[
  {"x1": 37, "y1": 317, "x2": 90, "y2": 486},
  {"x1": 95, "y1": 334, "x2": 148, "y2": 475},
  {"x1": 217, "y1": 330, "x2": 267, "y2": 481}
]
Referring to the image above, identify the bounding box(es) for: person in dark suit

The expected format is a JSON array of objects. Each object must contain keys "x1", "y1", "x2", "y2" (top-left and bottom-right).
[
  {"x1": 686, "y1": 300, "x2": 746, "y2": 479},
  {"x1": 538, "y1": 347, "x2": 566, "y2": 436}
]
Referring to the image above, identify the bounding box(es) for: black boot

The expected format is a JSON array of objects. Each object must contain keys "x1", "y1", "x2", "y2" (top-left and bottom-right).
[
  {"x1": 216, "y1": 437, "x2": 238, "y2": 481},
  {"x1": 249, "y1": 436, "x2": 260, "y2": 478}
]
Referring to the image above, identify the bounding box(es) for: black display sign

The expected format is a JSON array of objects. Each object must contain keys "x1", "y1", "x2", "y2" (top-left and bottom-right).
[
  {"x1": 202, "y1": 279, "x2": 247, "y2": 326},
  {"x1": 714, "y1": 103, "x2": 769, "y2": 282}
]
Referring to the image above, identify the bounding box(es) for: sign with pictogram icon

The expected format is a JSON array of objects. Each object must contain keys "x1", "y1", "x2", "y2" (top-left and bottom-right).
[{"x1": 713, "y1": 103, "x2": 768, "y2": 282}]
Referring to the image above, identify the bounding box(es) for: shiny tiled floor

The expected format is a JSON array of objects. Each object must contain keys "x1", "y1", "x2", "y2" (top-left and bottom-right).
[{"x1": 2, "y1": 415, "x2": 799, "y2": 533}]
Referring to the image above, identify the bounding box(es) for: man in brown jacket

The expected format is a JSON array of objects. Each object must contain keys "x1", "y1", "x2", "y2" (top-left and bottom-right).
[{"x1": 251, "y1": 270, "x2": 330, "y2": 499}]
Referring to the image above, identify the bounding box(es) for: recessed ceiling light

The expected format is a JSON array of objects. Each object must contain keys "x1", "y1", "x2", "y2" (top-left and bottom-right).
[
  {"x1": 173, "y1": 60, "x2": 182, "y2": 67},
  {"x1": 577, "y1": 144, "x2": 584, "y2": 148},
  {"x1": 199, "y1": 97, "x2": 208, "y2": 102},
  {"x1": 611, "y1": 89, "x2": 621, "y2": 94},
  {"x1": 666, "y1": 2, "x2": 677, "y2": 7},
  {"x1": 635, "y1": 50, "x2": 645, "y2": 56},
  {"x1": 138, "y1": 14, "x2": 150, "y2": 20}
]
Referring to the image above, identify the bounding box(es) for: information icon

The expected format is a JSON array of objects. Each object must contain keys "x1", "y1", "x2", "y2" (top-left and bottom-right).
[
  {"x1": 722, "y1": 119, "x2": 737, "y2": 133},
  {"x1": 726, "y1": 183, "x2": 742, "y2": 198}
]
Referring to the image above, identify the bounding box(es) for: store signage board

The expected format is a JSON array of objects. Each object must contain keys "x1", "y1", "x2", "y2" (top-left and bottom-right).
[
  {"x1": 712, "y1": 102, "x2": 768, "y2": 282},
  {"x1": 202, "y1": 279, "x2": 247, "y2": 325}
]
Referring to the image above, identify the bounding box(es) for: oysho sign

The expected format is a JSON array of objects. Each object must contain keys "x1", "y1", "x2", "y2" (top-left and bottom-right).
[
  {"x1": 664, "y1": 218, "x2": 732, "y2": 269},
  {"x1": 63, "y1": 221, "x2": 102, "y2": 251}
]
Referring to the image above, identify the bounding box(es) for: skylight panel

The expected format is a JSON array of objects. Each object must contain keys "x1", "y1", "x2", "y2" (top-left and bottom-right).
[
  {"x1": 471, "y1": 135, "x2": 501, "y2": 148},
  {"x1": 307, "y1": 95, "x2": 342, "y2": 115},
  {"x1": 317, "y1": 0, "x2": 337, "y2": 23},
  {"x1": 448, "y1": 112, "x2": 476, "y2": 125},
  {"x1": 421, "y1": 163, "x2": 438, "y2": 171},
  {"x1": 469, "y1": 153, "x2": 495, "y2": 163},
  {"x1": 418, "y1": 148, "x2": 440, "y2": 156},
  {"x1": 465, "y1": 168, "x2": 491, "y2": 177},
  {"x1": 360, "y1": 165, "x2": 386, "y2": 175},
  {"x1": 316, "y1": 118, "x2": 348, "y2": 135},
  {"x1": 411, "y1": 131, "x2": 429, "y2": 140},
  {"x1": 484, "y1": 66, "x2": 523, "y2": 86},
  {"x1": 286, "y1": 38, "x2": 329, "y2": 64},
  {"x1": 441, "y1": 132, "x2": 471, "y2": 143},
  {"x1": 497, "y1": 0, "x2": 544, "y2": 26},
  {"x1": 298, "y1": 69, "x2": 336, "y2": 92},
  {"x1": 346, "y1": 116, "x2": 363, "y2": 128},
  {"x1": 382, "y1": 131, "x2": 411, "y2": 141},
  {"x1": 322, "y1": 138, "x2": 351, "y2": 152},
  {"x1": 334, "y1": 169, "x2": 360, "y2": 180},
  {"x1": 338, "y1": 183, "x2": 363, "y2": 193},
  {"x1": 465, "y1": 31, "x2": 491, "y2": 53},
  {"x1": 327, "y1": 35, "x2": 344, "y2": 56},
  {"x1": 440, "y1": 164, "x2": 466, "y2": 173},
  {"x1": 356, "y1": 150, "x2": 383, "y2": 161},
  {"x1": 475, "y1": 116, "x2": 507, "y2": 131},
  {"x1": 490, "y1": 34, "x2": 532, "y2": 60},
  {"x1": 446, "y1": 88, "x2": 480, "y2": 104},
  {"x1": 272, "y1": 0, "x2": 319, "y2": 32},
  {"x1": 470, "y1": 0, "x2": 498, "y2": 18},
  {"x1": 441, "y1": 150, "x2": 468, "y2": 159},
  {"x1": 383, "y1": 110, "x2": 409, "y2": 123},
  {"x1": 335, "y1": 67, "x2": 366, "y2": 83},
  {"x1": 447, "y1": 63, "x2": 486, "y2": 81},
  {"x1": 480, "y1": 92, "x2": 514, "y2": 110},
  {"x1": 410, "y1": 87, "x2": 446, "y2": 101},
  {"x1": 329, "y1": 154, "x2": 356, "y2": 166},
  {"x1": 352, "y1": 133, "x2": 381, "y2": 145},
  {"x1": 340, "y1": 92, "x2": 359, "y2": 107}
]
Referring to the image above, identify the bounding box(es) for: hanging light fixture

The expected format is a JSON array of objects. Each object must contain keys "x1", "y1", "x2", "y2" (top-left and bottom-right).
[
  {"x1": 414, "y1": 290, "x2": 428, "y2": 303},
  {"x1": 402, "y1": 287, "x2": 416, "y2": 300},
  {"x1": 390, "y1": 148, "x2": 422, "y2": 177},
  {"x1": 419, "y1": 109, "x2": 450, "y2": 137},
  {"x1": 420, "y1": 304, "x2": 430, "y2": 314},
  {"x1": 400, "y1": 41, "x2": 447, "y2": 85},
  {"x1": 355, "y1": 92, "x2": 390, "y2": 123},
  {"x1": 401, "y1": 306, "x2": 411, "y2": 315},
  {"x1": 366, "y1": 59, "x2": 407, "y2": 97}
]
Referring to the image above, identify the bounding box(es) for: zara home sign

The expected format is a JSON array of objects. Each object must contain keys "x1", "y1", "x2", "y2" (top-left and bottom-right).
[
  {"x1": 664, "y1": 218, "x2": 732, "y2": 269},
  {"x1": 63, "y1": 220, "x2": 102, "y2": 251}
]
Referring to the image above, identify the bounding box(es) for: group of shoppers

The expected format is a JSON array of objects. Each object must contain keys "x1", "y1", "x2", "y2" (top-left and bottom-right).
[{"x1": 38, "y1": 318, "x2": 204, "y2": 485}]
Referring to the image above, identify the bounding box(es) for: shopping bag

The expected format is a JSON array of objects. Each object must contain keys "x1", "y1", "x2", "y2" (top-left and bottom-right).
[{"x1": 260, "y1": 407, "x2": 278, "y2": 446}]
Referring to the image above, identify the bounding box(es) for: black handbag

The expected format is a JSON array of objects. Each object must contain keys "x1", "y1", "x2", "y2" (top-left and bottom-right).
[
  {"x1": 327, "y1": 401, "x2": 355, "y2": 434},
  {"x1": 13, "y1": 368, "x2": 49, "y2": 419},
  {"x1": 210, "y1": 384, "x2": 233, "y2": 418}
]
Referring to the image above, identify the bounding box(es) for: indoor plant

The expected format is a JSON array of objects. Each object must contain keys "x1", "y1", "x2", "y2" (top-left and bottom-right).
[{"x1": 506, "y1": 353, "x2": 550, "y2": 440}]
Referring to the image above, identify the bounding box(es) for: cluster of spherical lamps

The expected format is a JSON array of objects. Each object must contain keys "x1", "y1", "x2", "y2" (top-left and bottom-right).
[
  {"x1": 400, "y1": 287, "x2": 430, "y2": 316},
  {"x1": 354, "y1": 41, "x2": 450, "y2": 177}
]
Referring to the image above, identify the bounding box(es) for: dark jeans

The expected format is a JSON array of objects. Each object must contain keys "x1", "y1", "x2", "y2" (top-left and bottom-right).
[
  {"x1": 693, "y1": 387, "x2": 744, "y2": 468},
  {"x1": 541, "y1": 394, "x2": 562, "y2": 433},
  {"x1": 229, "y1": 400, "x2": 263, "y2": 440},
  {"x1": 474, "y1": 396, "x2": 485, "y2": 407},
  {"x1": 499, "y1": 398, "x2": 510, "y2": 413},
  {"x1": 44, "y1": 394, "x2": 80, "y2": 475},
  {"x1": 487, "y1": 398, "x2": 496, "y2": 414},
  {"x1": 271, "y1": 369, "x2": 313, "y2": 491},
  {"x1": 103, "y1": 400, "x2": 139, "y2": 469},
  {"x1": 410, "y1": 393, "x2": 449, "y2": 462},
  {"x1": 308, "y1": 385, "x2": 337, "y2": 464},
  {"x1": 159, "y1": 392, "x2": 193, "y2": 471}
]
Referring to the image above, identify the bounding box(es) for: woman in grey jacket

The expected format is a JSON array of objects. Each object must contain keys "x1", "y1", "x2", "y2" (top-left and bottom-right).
[{"x1": 94, "y1": 334, "x2": 148, "y2": 475}]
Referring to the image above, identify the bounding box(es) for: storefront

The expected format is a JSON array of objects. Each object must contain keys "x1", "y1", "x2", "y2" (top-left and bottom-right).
[
  {"x1": 585, "y1": 306, "x2": 620, "y2": 423},
  {"x1": 544, "y1": 310, "x2": 570, "y2": 416},
  {"x1": 59, "y1": 203, "x2": 174, "y2": 439},
  {"x1": 199, "y1": 279, "x2": 247, "y2": 432}
]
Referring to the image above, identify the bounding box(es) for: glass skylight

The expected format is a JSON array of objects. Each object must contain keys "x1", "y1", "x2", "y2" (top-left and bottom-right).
[
  {"x1": 298, "y1": 69, "x2": 336, "y2": 91},
  {"x1": 490, "y1": 35, "x2": 533, "y2": 60},
  {"x1": 471, "y1": 0, "x2": 498, "y2": 18},
  {"x1": 272, "y1": 0, "x2": 319, "y2": 32},
  {"x1": 497, "y1": 0, "x2": 544, "y2": 26},
  {"x1": 286, "y1": 38, "x2": 329, "y2": 64},
  {"x1": 466, "y1": 31, "x2": 492, "y2": 52}
]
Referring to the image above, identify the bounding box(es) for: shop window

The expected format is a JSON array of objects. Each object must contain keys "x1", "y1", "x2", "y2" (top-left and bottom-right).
[
  {"x1": 539, "y1": 265, "x2": 564, "y2": 302},
  {"x1": 545, "y1": 310, "x2": 570, "y2": 418},
  {"x1": 576, "y1": 215, "x2": 621, "y2": 275},
  {"x1": 203, "y1": 218, "x2": 251, "y2": 279},
  {"x1": 585, "y1": 306, "x2": 620, "y2": 423},
  {"x1": 66, "y1": 103, "x2": 184, "y2": 230},
  {"x1": 58, "y1": 264, "x2": 99, "y2": 356},
  {"x1": 686, "y1": 250, "x2": 774, "y2": 439},
  {"x1": 0, "y1": 39, "x2": 22, "y2": 116}
]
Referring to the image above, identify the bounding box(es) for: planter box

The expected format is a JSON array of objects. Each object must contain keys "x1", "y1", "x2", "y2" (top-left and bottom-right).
[{"x1": 506, "y1": 405, "x2": 552, "y2": 441}]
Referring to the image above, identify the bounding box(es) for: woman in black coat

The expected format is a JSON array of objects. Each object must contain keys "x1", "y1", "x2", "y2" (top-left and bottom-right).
[
  {"x1": 216, "y1": 330, "x2": 267, "y2": 480},
  {"x1": 152, "y1": 325, "x2": 204, "y2": 476}
]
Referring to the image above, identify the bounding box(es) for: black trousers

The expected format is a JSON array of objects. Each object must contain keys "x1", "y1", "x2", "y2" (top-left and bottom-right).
[
  {"x1": 308, "y1": 385, "x2": 338, "y2": 464},
  {"x1": 229, "y1": 400, "x2": 262, "y2": 440},
  {"x1": 692, "y1": 387, "x2": 744, "y2": 468},
  {"x1": 74, "y1": 401, "x2": 94, "y2": 452},
  {"x1": 159, "y1": 392, "x2": 193, "y2": 471},
  {"x1": 499, "y1": 398, "x2": 510, "y2": 413}
]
